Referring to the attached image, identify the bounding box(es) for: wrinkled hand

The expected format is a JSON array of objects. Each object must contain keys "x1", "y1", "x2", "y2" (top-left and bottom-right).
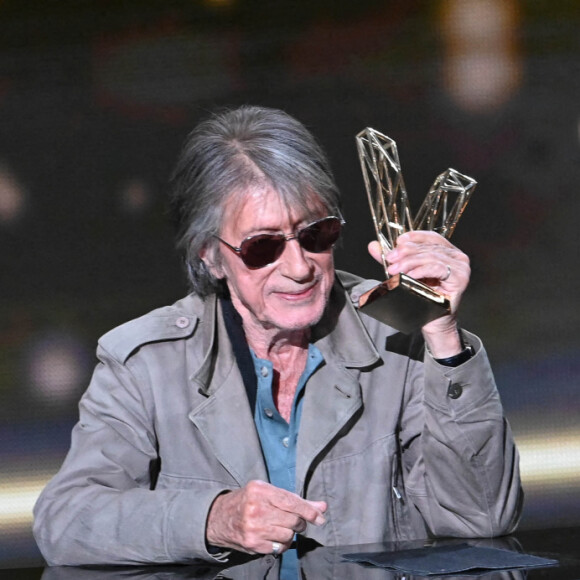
[
  {"x1": 368, "y1": 231, "x2": 471, "y2": 356},
  {"x1": 206, "y1": 480, "x2": 327, "y2": 556}
]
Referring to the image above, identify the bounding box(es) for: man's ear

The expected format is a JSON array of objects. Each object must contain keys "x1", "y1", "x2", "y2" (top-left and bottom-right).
[{"x1": 200, "y1": 244, "x2": 224, "y2": 279}]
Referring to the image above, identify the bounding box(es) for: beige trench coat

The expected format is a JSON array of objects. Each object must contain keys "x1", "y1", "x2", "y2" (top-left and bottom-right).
[{"x1": 33, "y1": 271, "x2": 522, "y2": 565}]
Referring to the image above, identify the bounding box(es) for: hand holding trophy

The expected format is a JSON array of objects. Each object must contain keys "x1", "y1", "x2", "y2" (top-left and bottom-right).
[{"x1": 355, "y1": 128, "x2": 477, "y2": 334}]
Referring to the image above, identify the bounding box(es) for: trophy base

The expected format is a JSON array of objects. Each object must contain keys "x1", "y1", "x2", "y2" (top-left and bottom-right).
[{"x1": 358, "y1": 273, "x2": 450, "y2": 334}]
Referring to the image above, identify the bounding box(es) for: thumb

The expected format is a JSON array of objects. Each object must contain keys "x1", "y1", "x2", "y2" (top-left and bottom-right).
[{"x1": 306, "y1": 500, "x2": 327, "y2": 525}]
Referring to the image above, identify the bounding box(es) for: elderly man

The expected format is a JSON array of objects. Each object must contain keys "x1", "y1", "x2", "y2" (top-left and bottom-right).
[{"x1": 33, "y1": 106, "x2": 522, "y2": 566}]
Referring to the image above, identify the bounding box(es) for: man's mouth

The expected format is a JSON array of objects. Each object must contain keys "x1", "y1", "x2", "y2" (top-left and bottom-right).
[{"x1": 275, "y1": 282, "x2": 317, "y2": 300}]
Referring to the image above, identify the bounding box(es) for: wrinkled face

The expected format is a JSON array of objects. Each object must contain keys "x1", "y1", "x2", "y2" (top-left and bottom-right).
[{"x1": 208, "y1": 186, "x2": 336, "y2": 336}]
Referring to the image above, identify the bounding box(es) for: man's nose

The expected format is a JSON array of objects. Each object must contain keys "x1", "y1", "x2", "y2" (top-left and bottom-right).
[{"x1": 278, "y1": 238, "x2": 313, "y2": 280}]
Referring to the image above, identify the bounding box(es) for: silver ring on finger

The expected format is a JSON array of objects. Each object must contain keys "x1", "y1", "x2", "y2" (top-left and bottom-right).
[
  {"x1": 272, "y1": 541, "x2": 282, "y2": 557},
  {"x1": 442, "y1": 264, "x2": 451, "y2": 281}
]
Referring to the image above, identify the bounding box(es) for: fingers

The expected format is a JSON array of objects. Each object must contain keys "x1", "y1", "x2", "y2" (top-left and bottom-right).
[
  {"x1": 377, "y1": 233, "x2": 469, "y2": 286},
  {"x1": 367, "y1": 231, "x2": 471, "y2": 323},
  {"x1": 206, "y1": 480, "x2": 326, "y2": 556},
  {"x1": 386, "y1": 232, "x2": 462, "y2": 269},
  {"x1": 269, "y1": 485, "x2": 326, "y2": 526},
  {"x1": 368, "y1": 232, "x2": 464, "y2": 276},
  {"x1": 387, "y1": 250, "x2": 470, "y2": 289},
  {"x1": 367, "y1": 240, "x2": 384, "y2": 265}
]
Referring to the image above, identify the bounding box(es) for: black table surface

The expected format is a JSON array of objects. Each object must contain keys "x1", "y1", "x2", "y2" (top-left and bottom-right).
[{"x1": 2, "y1": 526, "x2": 579, "y2": 580}]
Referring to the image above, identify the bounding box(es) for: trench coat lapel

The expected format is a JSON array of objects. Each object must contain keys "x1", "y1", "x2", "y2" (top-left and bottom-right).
[
  {"x1": 295, "y1": 363, "x2": 363, "y2": 495},
  {"x1": 187, "y1": 279, "x2": 381, "y2": 492},
  {"x1": 188, "y1": 296, "x2": 268, "y2": 486},
  {"x1": 295, "y1": 281, "x2": 381, "y2": 495}
]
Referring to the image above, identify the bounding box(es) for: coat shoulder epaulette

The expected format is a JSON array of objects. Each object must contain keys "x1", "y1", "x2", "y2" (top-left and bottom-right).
[{"x1": 98, "y1": 294, "x2": 203, "y2": 363}]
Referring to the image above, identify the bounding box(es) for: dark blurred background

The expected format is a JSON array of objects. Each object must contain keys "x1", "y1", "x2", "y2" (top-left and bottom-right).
[{"x1": 1, "y1": 0, "x2": 579, "y2": 566}]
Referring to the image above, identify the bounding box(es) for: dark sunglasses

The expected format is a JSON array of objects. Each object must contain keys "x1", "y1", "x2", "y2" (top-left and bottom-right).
[{"x1": 215, "y1": 216, "x2": 345, "y2": 269}]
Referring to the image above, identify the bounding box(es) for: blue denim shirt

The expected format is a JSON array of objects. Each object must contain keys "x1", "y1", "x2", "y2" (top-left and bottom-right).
[
  {"x1": 251, "y1": 344, "x2": 324, "y2": 493},
  {"x1": 251, "y1": 344, "x2": 324, "y2": 580}
]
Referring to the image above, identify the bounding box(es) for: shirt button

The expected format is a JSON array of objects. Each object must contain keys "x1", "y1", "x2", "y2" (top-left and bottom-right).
[
  {"x1": 175, "y1": 316, "x2": 190, "y2": 329},
  {"x1": 260, "y1": 366, "x2": 269, "y2": 377},
  {"x1": 282, "y1": 437, "x2": 289, "y2": 447},
  {"x1": 264, "y1": 408, "x2": 274, "y2": 418},
  {"x1": 447, "y1": 383, "x2": 463, "y2": 399}
]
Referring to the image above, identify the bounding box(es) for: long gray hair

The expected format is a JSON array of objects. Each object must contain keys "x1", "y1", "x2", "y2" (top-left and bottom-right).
[{"x1": 169, "y1": 105, "x2": 342, "y2": 296}]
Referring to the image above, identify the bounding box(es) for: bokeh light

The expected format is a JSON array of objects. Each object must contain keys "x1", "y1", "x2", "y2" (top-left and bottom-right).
[
  {"x1": 23, "y1": 331, "x2": 91, "y2": 409},
  {"x1": 439, "y1": 0, "x2": 523, "y2": 113},
  {"x1": 0, "y1": 162, "x2": 26, "y2": 225}
]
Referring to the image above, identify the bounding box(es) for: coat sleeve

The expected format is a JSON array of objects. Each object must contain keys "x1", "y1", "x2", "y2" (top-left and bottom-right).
[
  {"x1": 399, "y1": 331, "x2": 523, "y2": 537},
  {"x1": 33, "y1": 345, "x2": 231, "y2": 566}
]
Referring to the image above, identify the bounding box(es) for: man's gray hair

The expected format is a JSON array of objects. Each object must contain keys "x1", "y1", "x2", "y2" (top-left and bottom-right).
[{"x1": 169, "y1": 105, "x2": 342, "y2": 296}]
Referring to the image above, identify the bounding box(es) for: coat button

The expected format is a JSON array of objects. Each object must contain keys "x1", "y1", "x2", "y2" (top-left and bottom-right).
[
  {"x1": 447, "y1": 383, "x2": 463, "y2": 399},
  {"x1": 175, "y1": 316, "x2": 190, "y2": 329}
]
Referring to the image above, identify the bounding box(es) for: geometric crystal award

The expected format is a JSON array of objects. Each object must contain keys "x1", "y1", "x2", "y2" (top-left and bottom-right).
[{"x1": 355, "y1": 128, "x2": 477, "y2": 334}]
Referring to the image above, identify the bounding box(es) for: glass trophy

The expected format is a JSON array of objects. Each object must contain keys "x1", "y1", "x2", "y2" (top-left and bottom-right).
[{"x1": 355, "y1": 128, "x2": 476, "y2": 334}]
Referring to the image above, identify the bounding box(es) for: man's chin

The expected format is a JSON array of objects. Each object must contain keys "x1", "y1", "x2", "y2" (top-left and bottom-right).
[{"x1": 271, "y1": 305, "x2": 326, "y2": 332}]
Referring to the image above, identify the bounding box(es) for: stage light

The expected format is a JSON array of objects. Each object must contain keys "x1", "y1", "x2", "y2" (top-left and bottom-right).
[
  {"x1": 439, "y1": 0, "x2": 523, "y2": 113},
  {"x1": 119, "y1": 178, "x2": 152, "y2": 215},
  {"x1": 0, "y1": 162, "x2": 26, "y2": 225},
  {"x1": 24, "y1": 331, "x2": 90, "y2": 409}
]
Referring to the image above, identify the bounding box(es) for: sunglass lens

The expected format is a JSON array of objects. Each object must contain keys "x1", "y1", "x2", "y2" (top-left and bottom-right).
[
  {"x1": 241, "y1": 234, "x2": 285, "y2": 268},
  {"x1": 238, "y1": 218, "x2": 342, "y2": 268},
  {"x1": 299, "y1": 218, "x2": 342, "y2": 253}
]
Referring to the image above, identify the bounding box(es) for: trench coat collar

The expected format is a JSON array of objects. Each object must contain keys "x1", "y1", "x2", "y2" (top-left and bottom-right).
[
  {"x1": 191, "y1": 275, "x2": 381, "y2": 390},
  {"x1": 188, "y1": 293, "x2": 268, "y2": 484},
  {"x1": 187, "y1": 275, "x2": 383, "y2": 489},
  {"x1": 294, "y1": 276, "x2": 383, "y2": 494},
  {"x1": 311, "y1": 274, "x2": 381, "y2": 368}
]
